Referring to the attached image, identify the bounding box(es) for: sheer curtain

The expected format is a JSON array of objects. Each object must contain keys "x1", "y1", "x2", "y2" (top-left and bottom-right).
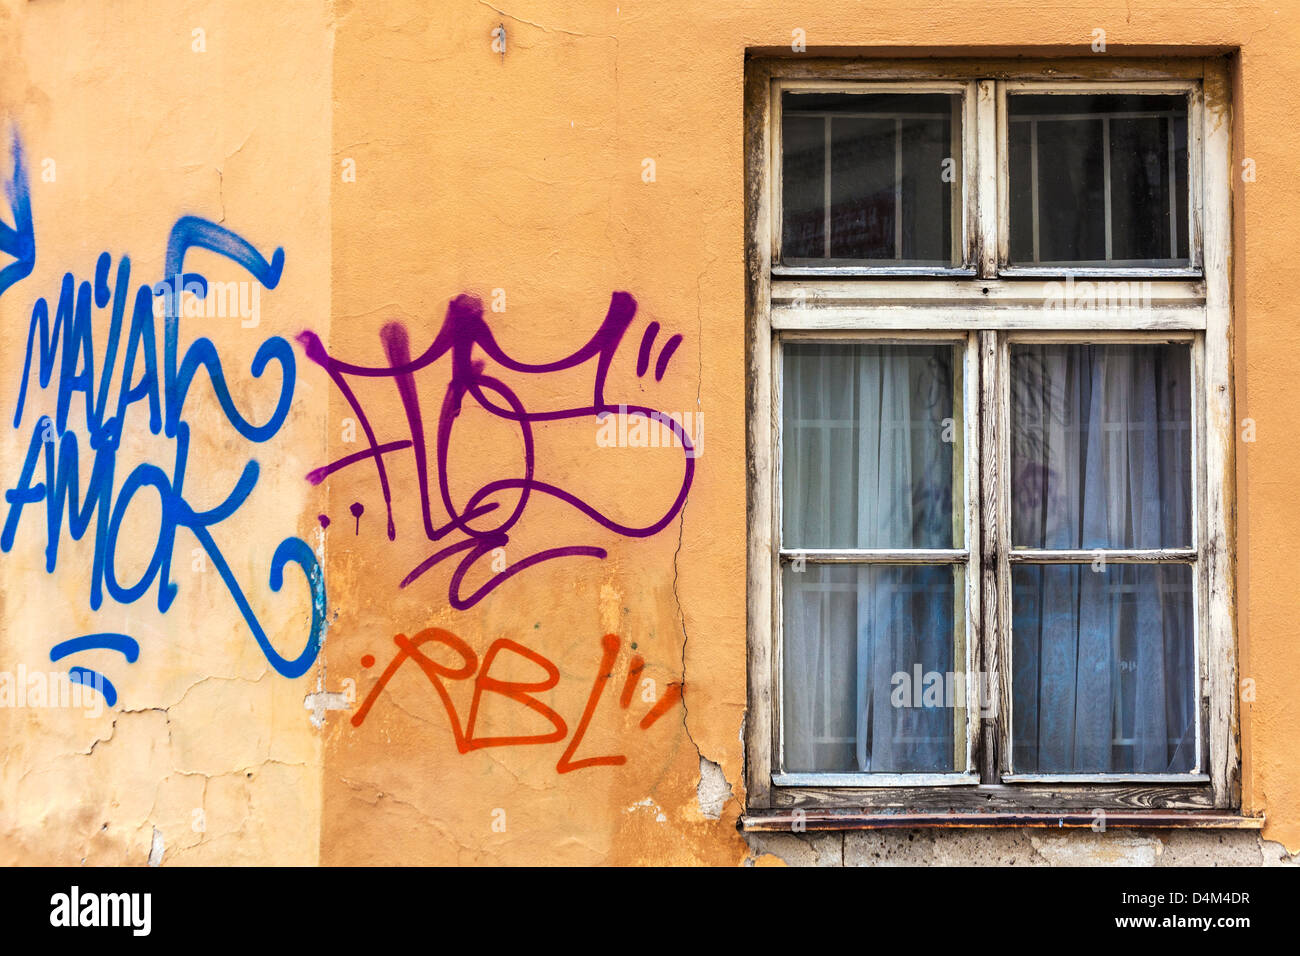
[
  {"x1": 1010, "y1": 344, "x2": 1195, "y2": 773},
  {"x1": 782, "y1": 344, "x2": 956, "y2": 773}
]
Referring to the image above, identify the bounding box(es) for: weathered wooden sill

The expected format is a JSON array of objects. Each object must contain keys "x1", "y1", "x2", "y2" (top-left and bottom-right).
[{"x1": 740, "y1": 810, "x2": 1263, "y2": 832}]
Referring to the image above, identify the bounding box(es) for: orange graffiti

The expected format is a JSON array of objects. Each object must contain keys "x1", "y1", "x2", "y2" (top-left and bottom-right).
[
  {"x1": 352, "y1": 629, "x2": 681, "y2": 773},
  {"x1": 619, "y1": 653, "x2": 645, "y2": 709},
  {"x1": 556, "y1": 633, "x2": 624, "y2": 773}
]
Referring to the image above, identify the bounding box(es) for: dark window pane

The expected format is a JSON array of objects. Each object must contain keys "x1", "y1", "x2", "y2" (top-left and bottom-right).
[
  {"x1": 1008, "y1": 124, "x2": 1035, "y2": 263},
  {"x1": 1007, "y1": 93, "x2": 1190, "y2": 268},
  {"x1": 781, "y1": 92, "x2": 960, "y2": 266},
  {"x1": 829, "y1": 117, "x2": 895, "y2": 259},
  {"x1": 783, "y1": 343, "x2": 958, "y2": 550},
  {"x1": 781, "y1": 114, "x2": 825, "y2": 259},
  {"x1": 1009, "y1": 343, "x2": 1192, "y2": 549},
  {"x1": 1011, "y1": 563, "x2": 1196, "y2": 774},
  {"x1": 1036, "y1": 118, "x2": 1107, "y2": 262},
  {"x1": 784, "y1": 563, "x2": 959, "y2": 773},
  {"x1": 902, "y1": 116, "x2": 952, "y2": 261}
]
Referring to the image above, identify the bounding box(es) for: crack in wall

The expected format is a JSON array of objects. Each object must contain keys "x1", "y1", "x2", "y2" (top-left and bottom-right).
[{"x1": 475, "y1": 1, "x2": 618, "y2": 40}]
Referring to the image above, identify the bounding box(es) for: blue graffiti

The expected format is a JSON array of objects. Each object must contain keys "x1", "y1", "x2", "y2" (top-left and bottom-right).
[
  {"x1": 0, "y1": 131, "x2": 35, "y2": 298},
  {"x1": 50, "y1": 634, "x2": 138, "y2": 707},
  {"x1": 0, "y1": 132, "x2": 324, "y2": 702}
]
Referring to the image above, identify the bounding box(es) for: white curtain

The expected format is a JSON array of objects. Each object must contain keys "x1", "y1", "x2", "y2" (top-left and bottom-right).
[
  {"x1": 1009, "y1": 344, "x2": 1195, "y2": 773},
  {"x1": 783, "y1": 344, "x2": 955, "y2": 773}
]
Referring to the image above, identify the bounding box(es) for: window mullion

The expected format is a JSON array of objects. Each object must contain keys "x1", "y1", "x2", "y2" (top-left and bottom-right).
[
  {"x1": 978, "y1": 329, "x2": 1003, "y2": 783},
  {"x1": 962, "y1": 332, "x2": 983, "y2": 777},
  {"x1": 976, "y1": 79, "x2": 999, "y2": 277}
]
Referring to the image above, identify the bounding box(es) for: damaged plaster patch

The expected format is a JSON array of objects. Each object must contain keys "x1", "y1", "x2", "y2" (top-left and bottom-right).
[
  {"x1": 304, "y1": 690, "x2": 350, "y2": 728},
  {"x1": 1028, "y1": 831, "x2": 1160, "y2": 867},
  {"x1": 598, "y1": 582, "x2": 623, "y2": 634},
  {"x1": 146, "y1": 827, "x2": 164, "y2": 867},
  {"x1": 1261, "y1": 838, "x2": 1300, "y2": 865},
  {"x1": 697, "y1": 755, "x2": 732, "y2": 820},
  {"x1": 747, "y1": 831, "x2": 845, "y2": 867},
  {"x1": 625, "y1": 797, "x2": 668, "y2": 823}
]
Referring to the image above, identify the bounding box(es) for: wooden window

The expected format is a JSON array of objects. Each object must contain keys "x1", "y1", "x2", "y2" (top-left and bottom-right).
[
  {"x1": 745, "y1": 57, "x2": 1241, "y2": 823},
  {"x1": 777, "y1": 84, "x2": 972, "y2": 272}
]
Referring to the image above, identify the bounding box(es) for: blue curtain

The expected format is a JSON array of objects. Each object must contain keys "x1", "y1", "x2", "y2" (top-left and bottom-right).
[
  {"x1": 782, "y1": 343, "x2": 956, "y2": 773},
  {"x1": 1009, "y1": 344, "x2": 1195, "y2": 773}
]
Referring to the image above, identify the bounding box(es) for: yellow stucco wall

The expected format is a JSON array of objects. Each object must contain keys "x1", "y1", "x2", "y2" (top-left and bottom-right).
[
  {"x1": 1, "y1": 0, "x2": 1297, "y2": 865},
  {"x1": 0, "y1": 0, "x2": 332, "y2": 865}
]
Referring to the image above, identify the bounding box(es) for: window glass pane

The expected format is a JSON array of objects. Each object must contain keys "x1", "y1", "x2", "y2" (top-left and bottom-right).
[
  {"x1": 1007, "y1": 93, "x2": 1189, "y2": 267},
  {"x1": 1011, "y1": 563, "x2": 1196, "y2": 773},
  {"x1": 783, "y1": 343, "x2": 959, "y2": 550},
  {"x1": 781, "y1": 114, "x2": 825, "y2": 259},
  {"x1": 781, "y1": 92, "x2": 961, "y2": 266},
  {"x1": 1010, "y1": 343, "x2": 1192, "y2": 549},
  {"x1": 783, "y1": 563, "x2": 960, "y2": 773}
]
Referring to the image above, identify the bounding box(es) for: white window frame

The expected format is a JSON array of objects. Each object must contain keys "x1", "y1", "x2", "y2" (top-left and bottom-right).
[
  {"x1": 744, "y1": 56, "x2": 1241, "y2": 823},
  {"x1": 772, "y1": 330, "x2": 982, "y2": 789},
  {"x1": 997, "y1": 79, "x2": 1203, "y2": 278},
  {"x1": 773, "y1": 79, "x2": 978, "y2": 277}
]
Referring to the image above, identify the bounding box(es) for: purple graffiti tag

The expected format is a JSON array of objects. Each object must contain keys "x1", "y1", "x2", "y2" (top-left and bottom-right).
[
  {"x1": 654, "y1": 333, "x2": 683, "y2": 382},
  {"x1": 296, "y1": 292, "x2": 695, "y2": 610},
  {"x1": 636, "y1": 321, "x2": 660, "y2": 378}
]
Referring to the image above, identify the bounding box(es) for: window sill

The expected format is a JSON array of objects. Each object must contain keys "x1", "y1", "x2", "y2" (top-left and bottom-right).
[{"x1": 739, "y1": 810, "x2": 1262, "y2": 832}]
